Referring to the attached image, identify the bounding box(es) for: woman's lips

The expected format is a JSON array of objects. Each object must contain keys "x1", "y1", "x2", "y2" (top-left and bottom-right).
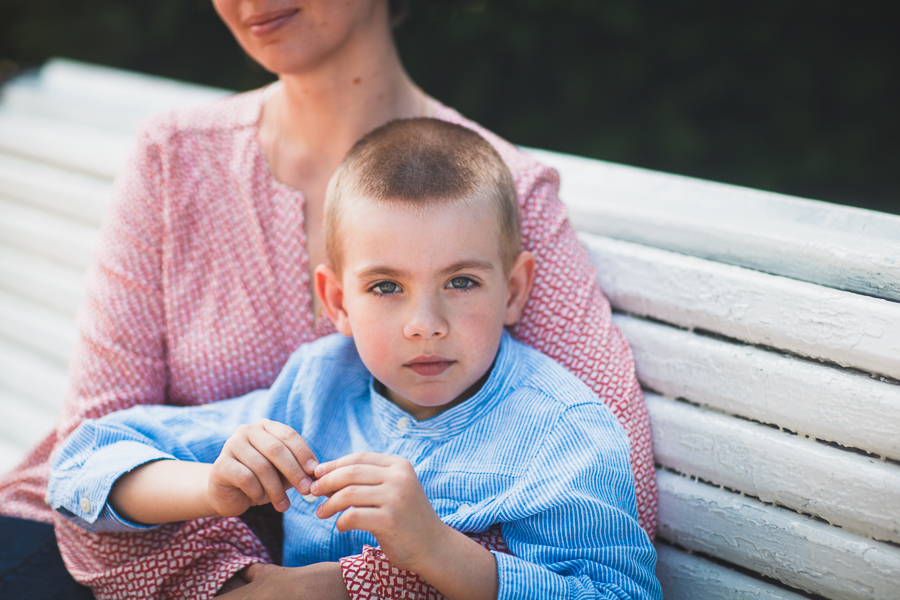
[
  {"x1": 245, "y1": 9, "x2": 298, "y2": 37},
  {"x1": 405, "y1": 358, "x2": 455, "y2": 377}
]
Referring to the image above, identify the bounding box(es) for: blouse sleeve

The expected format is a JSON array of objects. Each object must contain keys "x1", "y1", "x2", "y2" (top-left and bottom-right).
[
  {"x1": 53, "y1": 122, "x2": 270, "y2": 600},
  {"x1": 509, "y1": 162, "x2": 657, "y2": 536}
]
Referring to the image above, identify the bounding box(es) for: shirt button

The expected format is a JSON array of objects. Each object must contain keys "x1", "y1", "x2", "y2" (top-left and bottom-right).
[
  {"x1": 302, "y1": 494, "x2": 317, "y2": 503},
  {"x1": 80, "y1": 497, "x2": 92, "y2": 514},
  {"x1": 396, "y1": 417, "x2": 409, "y2": 432},
  {"x1": 457, "y1": 503, "x2": 471, "y2": 514}
]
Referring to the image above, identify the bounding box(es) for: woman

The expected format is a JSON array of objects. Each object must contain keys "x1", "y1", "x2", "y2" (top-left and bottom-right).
[{"x1": 0, "y1": 1, "x2": 656, "y2": 598}]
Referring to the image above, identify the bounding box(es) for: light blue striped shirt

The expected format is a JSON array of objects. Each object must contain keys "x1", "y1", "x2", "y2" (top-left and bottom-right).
[{"x1": 50, "y1": 332, "x2": 661, "y2": 599}]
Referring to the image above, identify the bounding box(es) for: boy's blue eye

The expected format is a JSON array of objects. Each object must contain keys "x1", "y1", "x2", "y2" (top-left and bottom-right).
[
  {"x1": 373, "y1": 281, "x2": 399, "y2": 294},
  {"x1": 449, "y1": 276, "x2": 473, "y2": 289}
]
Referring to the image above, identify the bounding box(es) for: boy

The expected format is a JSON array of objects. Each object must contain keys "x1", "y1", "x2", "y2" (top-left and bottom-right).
[{"x1": 49, "y1": 119, "x2": 661, "y2": 599}]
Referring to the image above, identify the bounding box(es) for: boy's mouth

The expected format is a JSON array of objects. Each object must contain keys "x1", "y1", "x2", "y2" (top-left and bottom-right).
[{"x1": 405, "y1": 356, "x2": 455, "y2": 377}]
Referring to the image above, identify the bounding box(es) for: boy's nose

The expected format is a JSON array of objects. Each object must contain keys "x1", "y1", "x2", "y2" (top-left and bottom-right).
[{"x1": 403, "y1": 297, "x2": 449, "y2": 339}]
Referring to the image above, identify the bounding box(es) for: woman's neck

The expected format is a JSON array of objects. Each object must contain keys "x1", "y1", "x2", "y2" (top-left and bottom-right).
[{"x1": 261, "y1": 25, "x2": 429, "y2": 189}]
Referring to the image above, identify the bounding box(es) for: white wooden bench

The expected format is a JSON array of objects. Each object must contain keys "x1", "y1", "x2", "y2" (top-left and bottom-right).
[{"x1": 1, "y1": 58, "x2": 898, "y2": 599}]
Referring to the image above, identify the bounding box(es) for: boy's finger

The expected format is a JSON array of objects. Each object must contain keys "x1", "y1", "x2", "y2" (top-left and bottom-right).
[
  {"x1": 334, "y1": 506, "x2": 381, "y2": 533},
  {"x1": 315, "y1": 484, "x2": 387, "y2": 520},
  {"x1": 310, "y1": 463, "x2": 386, "y2": 497},
  {"x1": 230, "y1": 442, "x2": 292, "y2": 511},
  {"x1": 314, "y1": 452, "x2": 395, "y2": 478},
  {"x1": 213, "y1": 460, "x2": 266, "y2": 510},
  {"x1": 246, "y1": 426, "x2": 313, "y2": 494},
  {"x1": 260, "y1": 420, "x2": 319, "y2": 476}
]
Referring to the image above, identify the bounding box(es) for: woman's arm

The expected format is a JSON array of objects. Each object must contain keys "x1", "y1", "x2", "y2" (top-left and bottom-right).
[
  {"x1": 509, "y1": 162, "x2": 657, "y2": 537},
  {"x1": 52, "y1": 121, "x2": 271, "y2": 599}
]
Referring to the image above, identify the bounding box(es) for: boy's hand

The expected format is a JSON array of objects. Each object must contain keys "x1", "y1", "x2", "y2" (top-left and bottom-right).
[
  {"x1": 310, "y1": 452, "x2": 448, "y2": 572},
  {"x1": 208, "y1": 419, "x2": 318, "y2": 517}
]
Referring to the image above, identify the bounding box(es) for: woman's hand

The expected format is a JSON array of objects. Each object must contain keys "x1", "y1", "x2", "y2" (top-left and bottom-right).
[
  {"x1": 216, "y1": 562, "x2": 350, "y2": 600},
  {"x1": 310, "y1": 452, "x2": 449, "y2": 572},
  {"x1": 208, "y1": 419, "x2": 319, "y2": 518}
]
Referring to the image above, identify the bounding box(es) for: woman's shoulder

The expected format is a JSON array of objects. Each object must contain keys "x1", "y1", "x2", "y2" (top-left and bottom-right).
[
  {"x1": 433, "y1": 101, "x2": 557, "y2": 184},
  {"x1": 134, "y1": 86, "x2": 269, "y2": 147}
]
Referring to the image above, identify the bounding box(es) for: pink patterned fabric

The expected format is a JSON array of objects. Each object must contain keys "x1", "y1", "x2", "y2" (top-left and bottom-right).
[
  {"x1": 340, "y1": 526, "x2": 510, "y2": 600},
  {"x1": 0, "y1": 88, "x2": 655, "y2": 599}
]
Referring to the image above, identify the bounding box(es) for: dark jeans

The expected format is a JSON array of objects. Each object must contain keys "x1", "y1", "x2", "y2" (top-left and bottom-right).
[{"x1": 0, "y1": 515, "x2": 94, "y2": 600}]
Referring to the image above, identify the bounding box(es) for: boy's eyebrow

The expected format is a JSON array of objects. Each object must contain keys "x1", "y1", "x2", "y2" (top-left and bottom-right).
[
  {"x1": 438, "y1": 259, "x2": 495, "y2": 276},
  {"x1": 354, "y1": 259, "x2": 495, "y2": 280}
]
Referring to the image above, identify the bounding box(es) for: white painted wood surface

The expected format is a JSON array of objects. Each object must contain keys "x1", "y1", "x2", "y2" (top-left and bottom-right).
[
  {"x1": 1, "y1": 59, "x2": 229, "y2": 134},
  {"x1": 614, "y1": 314, "x2": 900, "y2": 461},
  {"x1": 654, "y1": 543, "x2": 809, "y2": 600},
  {"x1": 584, "y1": 234, "x2": 900, "y2": 381},
  {"x1": 0, "y1": 110, "x2": 132, "y2": 179},
  {"x1": 0, "y1": 195, "x2": 98, "y2": 270},
  {"x1": 0, "y1": 153, "x2": 111, "y2": 225},
  {"x1": 648, "y1": 393, "x2": 900, "y2": 544},
  {"x1": 657, "y1": 469, "x2": 900, "y2": 600},
  {"x1": 2, "y1": 58, "x2": 899, "y2": 600},
  {"x1": 528, "y1": 147, "x2": 900, "y2": 302}
]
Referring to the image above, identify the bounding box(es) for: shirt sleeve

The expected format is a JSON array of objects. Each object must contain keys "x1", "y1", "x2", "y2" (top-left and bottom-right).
[
  {"x1": 50, "y1": 123, "x2": 272, "y2": 599},
  {"x1": 49, "y1": 388, "x2": 280, "y2": 533},
  {"x1": 510, "y1": 162, "x2": 657, "y2": 537},
  {"x1": 494, "y1": 402, "x2": 661, "y2": 600}
]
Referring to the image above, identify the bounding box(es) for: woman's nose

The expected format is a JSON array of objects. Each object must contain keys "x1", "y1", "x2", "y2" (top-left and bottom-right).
[{"x1": 403, "y1": 296, "x2": 448, "y2": 339}]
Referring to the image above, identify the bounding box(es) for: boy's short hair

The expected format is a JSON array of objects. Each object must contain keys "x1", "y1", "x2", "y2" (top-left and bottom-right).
[{"x1": 325, "y1": 118, "x2": 520, "y2": 273}]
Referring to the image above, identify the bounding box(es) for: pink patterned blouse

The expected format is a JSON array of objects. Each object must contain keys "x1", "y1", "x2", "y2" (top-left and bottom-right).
[{"x1": 0, "y1": 89, "x2": 656, "y2": 600}]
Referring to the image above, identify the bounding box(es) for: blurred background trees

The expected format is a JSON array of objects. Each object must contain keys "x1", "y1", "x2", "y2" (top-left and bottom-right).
[{"x1": 1, "y1": 0, "x2": 897, "y2": 214}]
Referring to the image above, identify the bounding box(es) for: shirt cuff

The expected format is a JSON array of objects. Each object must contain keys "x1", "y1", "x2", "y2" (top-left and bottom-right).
[{"x1": 49, "y1": 440, "x2": 175, "y2": 532}]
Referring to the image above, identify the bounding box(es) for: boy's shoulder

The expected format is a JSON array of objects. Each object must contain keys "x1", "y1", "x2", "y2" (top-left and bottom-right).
[
  {"x1": 506, "y1": 335, "x2": 604, "y2": 409},
  {"x1": 290, "y1": 333, "x2": 367, "y2": 373},
  {"x1": 499, "y1": 336, "x2": 630, "y2": 445}
]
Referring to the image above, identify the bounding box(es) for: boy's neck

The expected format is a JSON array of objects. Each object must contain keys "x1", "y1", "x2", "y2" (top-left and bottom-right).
[{"x1": 378, "y1": 361, "x2": 496, "y2": 422}]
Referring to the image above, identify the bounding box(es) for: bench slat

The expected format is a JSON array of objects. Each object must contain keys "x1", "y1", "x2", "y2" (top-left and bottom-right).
[
  {"x1": 529, "y1": 148, "x2": 900, "y2": 302},
  {"x1": 615, "y1": 314, "x2": 900, "y2": 461},
  {"x1": 585, "y1": 234, "x2": 900, "y2": 380},
  {"x1": 0, "y1": 58, "x2": 230, "y2": 135},
  {"x1": 657, "y1": 470, "x2": 900, "y2": 600},
  {"x1": 0, "y1": 387, "x2": 58, "y2": 452},
  {"x1": 0, "y1": 289, "x2": 75, "y2": 365},
  {"x1": 0, "y1": 152, "x2": 111, "y2": 226},
  {"x1": 649, "y1": 394, "x2": 900, "y2": 544},
  {"x1": 0, "y1": 196, "x2": 98, "y2": 270},
  {"x1": 0, "y1": 109, "x2": 132, "y2": 180},
  {"x1": 0, "y1": 335, "x2": 68, "y2": 410},
  {"x1": 0, "y1": 245, "x2": 86, "y2": 316},
  {"x1": 655, "y1": 543, "x2": 808, "y2": 600}
]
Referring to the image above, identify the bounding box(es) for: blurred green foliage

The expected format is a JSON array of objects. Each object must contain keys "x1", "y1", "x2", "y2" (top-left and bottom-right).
[{"x1": 1, "y1": 0, "x2": 897, "y2": 214}]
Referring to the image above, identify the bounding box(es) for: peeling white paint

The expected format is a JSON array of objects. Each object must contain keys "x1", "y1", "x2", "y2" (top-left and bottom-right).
[
  {"x1": 655, "y1": 543, "x2": 808, "y2": 600},
  {"x1": 614, "y1": 314, "x2": 900, "y2": 461},
  {"x1": 527, "y1": 147, "x2": 900, "y2": 302},
  {"x1": 584, "y1": 235, "x2": 900, "y2": 380},
  {"x1": 657, "y1": 470, "x2": 900, "y2": 599},
  {"x1": 649, "y1": 394, "x2": 900, "y2": 544}
]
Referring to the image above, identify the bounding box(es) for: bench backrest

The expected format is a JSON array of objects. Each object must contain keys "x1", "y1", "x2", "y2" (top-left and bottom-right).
[{"x1": 1, "y1": 58, "x2": 898, "y2": 599}]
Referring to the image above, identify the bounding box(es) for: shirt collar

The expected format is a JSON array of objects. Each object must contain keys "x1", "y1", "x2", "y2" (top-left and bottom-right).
[{"x1": 368, "y1": 331, "x2": 516, "y2": 440}]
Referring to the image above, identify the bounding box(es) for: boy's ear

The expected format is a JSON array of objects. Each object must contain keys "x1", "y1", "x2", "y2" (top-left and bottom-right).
[
  {"x1": 504, "y1": 251, "x2": 535, "y2": 326},
  {"x1": 315, "y1": 264, "x2": 353, "y2": 337}
]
